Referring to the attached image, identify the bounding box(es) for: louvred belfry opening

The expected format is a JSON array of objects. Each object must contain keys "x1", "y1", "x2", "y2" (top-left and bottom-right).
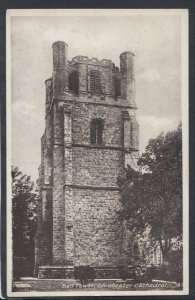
[{"x1": 89, "y1": 70, "x2": 101, "y2": 94}]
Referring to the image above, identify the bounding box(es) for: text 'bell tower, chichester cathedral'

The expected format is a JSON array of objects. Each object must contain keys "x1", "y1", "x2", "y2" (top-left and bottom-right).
[{"x1": 35, "y1": 41, "x2": 139, "y2": 278}]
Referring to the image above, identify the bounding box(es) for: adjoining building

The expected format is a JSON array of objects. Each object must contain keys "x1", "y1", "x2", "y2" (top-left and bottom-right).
[{"x1": 35, "y1": 41, "x2": 139, "y2": 278}]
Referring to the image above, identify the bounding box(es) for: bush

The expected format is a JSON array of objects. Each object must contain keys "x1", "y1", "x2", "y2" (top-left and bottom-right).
[
  {"x1": 74, "y1": 266, "x2": 95, "y2": 287},
  {"x1": 13, "y1": 257, "x2": 34, "y2": 280},
  {"x1": 168, "y1": 248, "x2": 183, "y2": 282},
  {"x1": 155, "y1": 248, "x2": 183, "y2": 283},
  {"x1": 118, "y1": 265, "x2": 129, "y2": 280},
  {"x1": 133, "y1": 265, "x2": 154, "y2": 283}
]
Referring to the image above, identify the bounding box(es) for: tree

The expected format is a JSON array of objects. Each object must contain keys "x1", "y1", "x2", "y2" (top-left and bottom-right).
[
  {"x1": 12, "y1": 166, "x2": 38, "y2": 261},
  {"x1": 118, "y1": 123, "x2": 182, "y2": 266}
]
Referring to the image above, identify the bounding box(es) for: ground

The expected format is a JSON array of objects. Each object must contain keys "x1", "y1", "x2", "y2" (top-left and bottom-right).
[{"x1": 13, "y1": 278, "x2": 182, "y2": 292}]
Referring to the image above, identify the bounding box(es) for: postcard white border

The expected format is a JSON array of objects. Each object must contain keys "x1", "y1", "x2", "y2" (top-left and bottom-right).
[{"x1": 6, "y1": 8, "x2": 189, "y2": 297}]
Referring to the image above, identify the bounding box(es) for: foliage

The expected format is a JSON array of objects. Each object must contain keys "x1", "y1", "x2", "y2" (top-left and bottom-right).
[
  {"x1": 118, "y1": 123, "x2": 182, "y2": 263},
  {"x1": 168, "y1": 244, "x2": 183, "y2": 282},
  {"x1": 128, "y1": 241, "x2": 144, "y2": 265},
  {"x1": 74, "y1": 266, "x2": 95, "y2": 287},
  {"x1": 12, "y1": 166, "x2": 38, "y2": 259}
]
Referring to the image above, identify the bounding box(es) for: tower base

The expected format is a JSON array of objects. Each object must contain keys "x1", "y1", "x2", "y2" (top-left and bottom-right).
[
  {"x1": 37, "y1": 265, "x2": 126, "y2": 279},
  {"x1": 38, "y1": 266, "x2": 74, "y2": 279}
]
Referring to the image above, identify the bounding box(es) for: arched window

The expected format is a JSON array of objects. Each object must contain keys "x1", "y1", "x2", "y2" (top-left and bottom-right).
[
  {"x1": 89, "y1": 70, "x2": 101, "y2": 94},
  {"x1": 90, "y1": 118, "x2": 103, "y2": 144},
  {"x1": 113, "y1": 77, "x2": 121, "y2": 98},
  {"x1": 69, "y1": 71, "x2": 79, "y2": 95}
]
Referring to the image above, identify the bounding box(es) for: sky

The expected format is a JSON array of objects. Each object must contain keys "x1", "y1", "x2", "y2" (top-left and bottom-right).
[{"x1": 10, "y1": 10, "x2": 183, "y2": 181}]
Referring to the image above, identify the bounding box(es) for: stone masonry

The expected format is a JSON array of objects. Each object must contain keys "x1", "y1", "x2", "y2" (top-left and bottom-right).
[{"x1": 35, "y1": 41, "x2": 139, "y2": 279}]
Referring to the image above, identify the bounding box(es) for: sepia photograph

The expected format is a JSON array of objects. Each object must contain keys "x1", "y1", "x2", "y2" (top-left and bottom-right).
[{"x1": 6, "y1": 9, "x2": 189, "y2": 297}]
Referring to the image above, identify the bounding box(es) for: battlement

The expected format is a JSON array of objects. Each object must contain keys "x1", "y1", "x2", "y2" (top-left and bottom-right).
[
  {"x1": 120, "y1": 51, "x2": 135, "y2": 57},
  {"x1": 48, "y1": 41, "x2": 136, "y2": 105},
  {"x1": 69, "y1": 55, "x2": 112, "y2": 67}
]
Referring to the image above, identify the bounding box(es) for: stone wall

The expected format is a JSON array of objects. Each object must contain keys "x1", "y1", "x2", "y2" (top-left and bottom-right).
[
  {"x1": 72, "y1": 147, "x2": 123, "y2": 186},
  {"x1": 73, "y1": 188, "x2": 123, "y2": 267},
  {"x1": 68, "y1": 101, "x2": 125, "y2": 267},
  {"x1": 72, "y1": 103, "x2": 124, "y2": 147},
  {"x1": 52, "y1": 102, "x2": 65, "y2": 264}
]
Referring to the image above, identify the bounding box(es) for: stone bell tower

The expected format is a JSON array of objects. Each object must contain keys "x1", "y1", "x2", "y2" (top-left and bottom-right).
[{"x1": 35, "y1": 41, "x2": 139, "y2": 278}]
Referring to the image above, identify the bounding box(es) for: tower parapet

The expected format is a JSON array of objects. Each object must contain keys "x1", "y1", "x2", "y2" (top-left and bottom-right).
[
  {"x1": 52, "y1": 41, "x2": 68, "y2": 98},
  {"x1": 52, "y1": 41, "x2": 67, "y2": 70},
  {"x1": 120, "y1": 51, "x2": 136, "y2": 107},
  {"x1": 69, "y1": 55, "x2": 112, "y2": 67}
]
